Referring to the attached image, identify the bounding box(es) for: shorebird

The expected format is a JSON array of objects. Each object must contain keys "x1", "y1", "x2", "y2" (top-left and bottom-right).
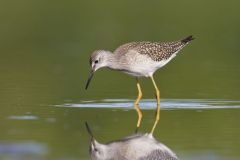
[
  {"x1": 85, "y1": 35, "x2": 194, "y2": 134},
  {"x1": 85, "y1": 122, "x2": 179, "y2": 160}
]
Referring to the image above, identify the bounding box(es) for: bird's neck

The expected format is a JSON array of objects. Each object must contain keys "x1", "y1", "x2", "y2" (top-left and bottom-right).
[{"x1": 104, "y1": 53, "x2": 121, "y2": 70}]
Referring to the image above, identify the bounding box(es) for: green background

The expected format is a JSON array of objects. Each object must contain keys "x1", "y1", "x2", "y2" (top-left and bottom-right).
[{"x1": 0, "y1": 0, "x2": 239, "y2": 159}]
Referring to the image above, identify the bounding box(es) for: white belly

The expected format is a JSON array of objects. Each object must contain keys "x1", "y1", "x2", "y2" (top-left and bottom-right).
[{"x1": 119, "y1": 50, "x2": 177, "y2": 77}]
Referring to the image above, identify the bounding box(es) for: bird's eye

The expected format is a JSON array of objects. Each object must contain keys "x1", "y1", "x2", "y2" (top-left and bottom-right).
[{"x1": 95, "y1": 60, "x2": 99, "y2": 64}]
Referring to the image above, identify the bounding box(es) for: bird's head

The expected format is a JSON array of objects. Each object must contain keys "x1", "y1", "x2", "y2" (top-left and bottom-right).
[
  {"x1": 85, "y1": 50, "x2": 111, "y2": 90},
  {"x1": 90, "y1": 139, "x2": 109, "y2": 160},
  {"x1": 85, "y1": 122, "x2": 112, "y2": 160}
]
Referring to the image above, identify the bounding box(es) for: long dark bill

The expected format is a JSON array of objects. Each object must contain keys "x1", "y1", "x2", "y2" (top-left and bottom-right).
[
  {"x1": 85, "y1": 70, "x2": 94, "y2": 90},
  {"x1": 85, "y1": 122, "x2": 94, "y2": 140}
]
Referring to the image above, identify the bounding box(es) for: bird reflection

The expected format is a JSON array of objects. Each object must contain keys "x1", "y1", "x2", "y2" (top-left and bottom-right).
[
  {"x1": 85, "y1": 122, "x2": 179, "y2": 160},
  {"x1": 134, "y1": 103, "x2": 160, "y2": 134}
]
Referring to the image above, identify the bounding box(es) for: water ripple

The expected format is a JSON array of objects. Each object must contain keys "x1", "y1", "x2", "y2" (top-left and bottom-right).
[{"x1": 55, "y1": 99, "x2": 240, "y2": 110}]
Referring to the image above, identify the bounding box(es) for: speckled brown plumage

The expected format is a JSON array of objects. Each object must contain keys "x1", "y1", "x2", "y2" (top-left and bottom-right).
[{"x1": 114, "y1": 35, "x2": 194, "y2": 62}]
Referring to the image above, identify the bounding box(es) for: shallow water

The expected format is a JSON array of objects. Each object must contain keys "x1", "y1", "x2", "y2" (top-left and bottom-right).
[
  {"x1": 1, "y1": 0, "x2": 240, "y2": 159},
  {"x1": 1, "y1": 99, "x2": 240, "y2": 160}
]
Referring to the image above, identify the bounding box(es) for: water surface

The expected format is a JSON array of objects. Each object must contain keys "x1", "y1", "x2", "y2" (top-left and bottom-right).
[
  {"x1": 0, "y1": 0, "x2": 240, "y2": 159},
  {"x1": 1, "y1": 99, "x2": 240, "y2": 160}
]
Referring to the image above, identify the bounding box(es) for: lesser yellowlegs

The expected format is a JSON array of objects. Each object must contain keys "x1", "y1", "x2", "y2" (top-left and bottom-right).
[
  {"x1": 85, "y1": 122, "x2": 179, "y2": 160},
  {"x1": 85, "y1": 35, "x2": 194, "y2": 134}
]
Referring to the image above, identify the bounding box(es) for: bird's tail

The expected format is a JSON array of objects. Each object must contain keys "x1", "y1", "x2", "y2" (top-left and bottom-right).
[{"x1": 181, "y1": 35, "x2": 195, "y2": 43}]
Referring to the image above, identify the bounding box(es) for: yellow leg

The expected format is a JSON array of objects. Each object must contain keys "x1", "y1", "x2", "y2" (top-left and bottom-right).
[
  {"x1": 150, "y1": 76, "x2": 160, "y2": 134},
  {"x1": 134, "y1": 78, "x2": 143, "y2": 130}
]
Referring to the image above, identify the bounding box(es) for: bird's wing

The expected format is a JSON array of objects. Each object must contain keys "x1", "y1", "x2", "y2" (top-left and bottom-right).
[
  {"x1": 113, "y1": 42, "x2": 140, "y2": 55},
  {"x1": 133, "y1": 41, "x2": 187, "y2": 62},
  {"x1": 114, "y1": 36, "x2": 194, "y2": 62},
  {"x1": 138, "y1": 149, "x2": 179, "y2": 160},
  {"x1": 114, "y1": 41, "x2": 185, "y2": 62}
]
